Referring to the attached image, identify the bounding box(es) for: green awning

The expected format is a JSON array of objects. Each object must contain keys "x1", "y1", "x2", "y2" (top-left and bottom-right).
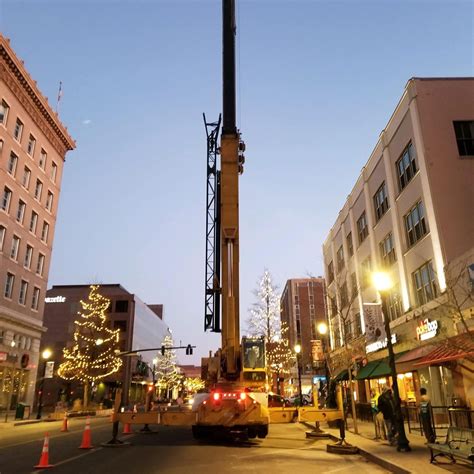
[
  {"x1": 369, "y1": 359, "x2": 392, "y2": 378},
  {"x1": 333, "y1": 369, "x2": 348, "y2": 382},
  {"x1": 355, "y1": 360, "x2": 380, "y2": 380}
]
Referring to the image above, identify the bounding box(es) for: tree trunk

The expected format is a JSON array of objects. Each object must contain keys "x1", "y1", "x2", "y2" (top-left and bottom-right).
[{"x1": 83, "y1": 381, "x2": 89, "y2": 409}]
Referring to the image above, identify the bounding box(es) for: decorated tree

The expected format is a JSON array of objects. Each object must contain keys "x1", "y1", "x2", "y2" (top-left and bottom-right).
[
  {"x1": 58, "y1": 285, "x2": 122, "y2": 408},
  {"x1": 155, "y1": 334, "x2": 180, "y2": 400}
]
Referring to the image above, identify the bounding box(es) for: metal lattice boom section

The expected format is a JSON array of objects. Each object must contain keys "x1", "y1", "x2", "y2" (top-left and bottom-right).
[{"x1": 204, "y1": 114, "x2": 222, "y2": 332}]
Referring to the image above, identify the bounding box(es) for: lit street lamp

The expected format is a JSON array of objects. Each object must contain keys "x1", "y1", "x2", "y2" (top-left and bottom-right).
[
  {"x1": 372, "y1": 271, "x2": 411, "y2": 452},
  {"x1": 294, "y1": 344, "x2": 303, "y2": 406},
  {"x1": 317, "y1": 322, "x2": 330, "y2": 404},
  {"x1": 36, "y1": 348, "x2": 53, "y2": 420}
]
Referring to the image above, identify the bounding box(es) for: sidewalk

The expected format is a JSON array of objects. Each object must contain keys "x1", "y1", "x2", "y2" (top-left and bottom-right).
[{"x1": 317, "y1": 419, "x2": 449, "y2": 474}]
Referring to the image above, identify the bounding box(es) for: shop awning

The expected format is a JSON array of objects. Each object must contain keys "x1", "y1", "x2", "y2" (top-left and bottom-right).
[
  {"x1": 414, "y1": 331, "x2": 474, "y2": 366},
  {"x1": 333, "y1": 369, "x2": 348, "y2": 382},
  {"x1": 355, "y1": 360, "x2": 380, "y2": 380},
  {"x1": 369, "y1": 359, "x2": 392, "y2": 378},
  {"x1": 395, "y1": 345, "x2": 435, "y2": 373}
]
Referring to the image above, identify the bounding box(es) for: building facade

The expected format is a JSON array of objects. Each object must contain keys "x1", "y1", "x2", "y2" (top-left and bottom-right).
[
  {"x1": 38, "y1": 284, "x2": 170, "y2": 409},
  {"x1": 280, "y1": 278, "x2": 328, "y2": 395},
  {"x1": 322, "y1": 78, "x2": 474, "y2": 409},
  {"x1": 0, "y1": 34, "x2": 75, "y2": 412}
]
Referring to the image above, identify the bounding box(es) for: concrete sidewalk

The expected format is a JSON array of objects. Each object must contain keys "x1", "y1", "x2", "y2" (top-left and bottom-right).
[{"x1": 312, "y1": 419, "x2": 452, "y2": 474}]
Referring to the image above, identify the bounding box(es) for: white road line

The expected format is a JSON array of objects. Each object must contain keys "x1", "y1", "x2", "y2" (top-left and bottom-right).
[{"x1": 30, "y1": 447, "x2": 104, "y2": 474}]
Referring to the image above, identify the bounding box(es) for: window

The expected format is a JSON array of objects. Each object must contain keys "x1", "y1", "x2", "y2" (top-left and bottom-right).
[
  {"x1": 360, "y1": 257, "x2": 372, "y2": 288},
  {"x1": 357, "y1": 211, "x2": 368, "y2": 244},
  {"x1": 347, "y1": 232, "x2": 354, "y2": 257},
  {"x1": 344, "y1": 319, "x2": 353, "y2": 342},
  {"x1": 31, "y1": 287, "x2": 41, "y2": 310},
  {"x1": 453, "y1": 121, "x2": 474, "y2": 156},
  {"x1": 14, "y1": 118, "x2": 23, "y2": 141},
  {"x1": 22, "y1": 167, "x2": 31, "y2": 189},
  {"x1": 336, "y1": 245, "x2": 345, "y2": 272},
  {"x1": 46, "y1": 191, "x2": 54, "y2": 211},
  {"x1": 36, "y1": 253, "x2": 45, "y2": 276},
  {"x1": 24, "y1": 245, "x2": 33, "y2": 269},
  {"x1": 396, "y1": 142, "x2": 417, "y2": 191},
  {"x1": 0, "y1": 99, "x2": 10, "y2": 125},
  {"x1": 34, "y1": 179, "x2": 43, "y2": 201},
  {"x1": 27, "y1": 135, "x2": 36, "y2": 156},
  {"x1": 19, "y1": 280, "x2": 28, "y2": 305},
  {"x1": 327, "y1": 261, "x2": 334, "y2": 284},
  {"x1": 39, "y1": 149, "x2": 47, "y2": 169},
  {"x1": 386, "y1": 286, "x2": 403, "y2": 321},
  {"x1": 41, "y1": 221, "x2": 49, "y2": 243},
  {"x1": 29, "y1": 211, "x2": 38, "y2": 233},
  {"x1": 8, "y1": 152, "x2": 18, "y2": 176},
  {"x1": 373, "y1": 182, "x2": 389, "y2": 221},
  {"x1": 51, "y1": 162, "x2": 58, "y2": 183},
  {"x1": 413, "y1": 261, "x2": 438, "y2": 306},
  {"x1": 353, "y1": 313, "x2": 362, "y2": 337},
  {"x1": 115, "y1": 300, "x2": 129, "y2": 313},
  {"x1": 379, "y1": 232, "x2": 396, "y2": 267},
  {"x1": 296, "y1": 319, "x2": 301, "y2": 338},
  {"x1": 16, "y1": 200, "x2": 26, "y2": 224},
  {"x1": 1, "y1": 187, "x2": 12, "y2": 213},
  {"x1": 339, "y1": 282, "x2": 348, "y2": 308},
  {"x1": 4, "y1": 273, "x2": 14, "y2": 299},
  {"x1": 10, "y1": 235, "x2": 20, "y2": 260},
  {"x1": 330, "y1": 296, "x2": 338, "y2": 316},
  {"x1": 0, "y1": 225, "x2": 5, "y2": 251},
  {"x1": 114, "y1": 320, "x2": 127, "y2": 332},
  {"x1": 405, "y1": 201, "x2": 428, "y2": 247},
  {"x1": 350, "y1": 272, "x2": 358, "y2": 297},
  {"x1": 0, "y1": 329, "x2": 4, "y2": 344}
]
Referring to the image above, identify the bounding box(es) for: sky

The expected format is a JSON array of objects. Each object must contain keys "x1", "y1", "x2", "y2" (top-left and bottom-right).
[{"x1": 1, "y1": 0, "x2": 472, "y2": 365}]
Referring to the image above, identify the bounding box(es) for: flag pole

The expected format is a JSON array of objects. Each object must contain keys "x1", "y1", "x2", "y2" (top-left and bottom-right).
[{"x1": 56, "y1": 81, "x2": 62, "y2": 115}]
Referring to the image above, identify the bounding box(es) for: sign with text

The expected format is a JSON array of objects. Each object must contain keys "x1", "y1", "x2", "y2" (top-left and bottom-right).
[
  {"x1": 366, "y1": 334, "x2": 398, "y2": 354},
  {"x1": 45, "y1": 296, "x2": 66, "y2": 303},
  {"x1": 363, "y1": 303, "x2": 386, "y2": 345},
  {"x1": 416, "y1": 318, "x2": 439, "y2": 341},
  {"x1": 44, "y1": 361, "x2": 55, "y2": 378}
]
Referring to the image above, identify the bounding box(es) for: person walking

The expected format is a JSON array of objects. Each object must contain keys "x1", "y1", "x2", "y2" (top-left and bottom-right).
[
  {"x1": 419, "y1": 387, "x2": 436, "y2": 443},
  {"x1": 378, "y1": 386, "x2": 397, "y2": 445},
  {"x1": 371, "y1": 390, "x2": 386, "y2": 440}
]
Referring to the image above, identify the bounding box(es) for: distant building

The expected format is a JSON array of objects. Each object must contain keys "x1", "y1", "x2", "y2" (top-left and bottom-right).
[
  {"x1": 0, "y1": 34, "x2": 75, "y2": 411},
  {"x1": 322, "y1": 78, "x2": 474, "y2": 408},
  {"x1": 38, "y1": 284, "x2": 170, "y2": 408},
  {"x1": 280, "y1": 278, "x2": 328, "y2": 393}
]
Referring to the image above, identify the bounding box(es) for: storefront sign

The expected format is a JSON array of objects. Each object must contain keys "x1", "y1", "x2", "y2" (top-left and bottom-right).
[
  {"x1": 366, "y1": 333, "x2": 397, "y2": 354},
  {"x1": 45, "y1": 296, "x2": 66, "y2": 303},
  {"x1": 44, "y1": 361, "x2": 55, "y2": 378},
  {"x1": 416, "y1": 318, "x2": 438, "y2": 341}
]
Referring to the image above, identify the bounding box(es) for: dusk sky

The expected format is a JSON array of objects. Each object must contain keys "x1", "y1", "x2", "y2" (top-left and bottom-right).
[{"x1": 1, "y1": 0, "x2": 472, "y2": 365}]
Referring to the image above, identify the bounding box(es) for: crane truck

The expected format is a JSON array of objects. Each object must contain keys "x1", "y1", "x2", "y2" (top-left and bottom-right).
[{"x1": 193, "y1": 0, "x2": 270, "y2": 439}]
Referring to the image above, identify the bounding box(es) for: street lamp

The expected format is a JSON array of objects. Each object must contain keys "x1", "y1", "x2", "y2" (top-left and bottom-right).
[
  {"x1": 294, "y1": 343, "x2": 303, "y2": 406},
  {"x1": 36, "y1": 348, "x2": 53, "y2": 420},
  {"x1": 317, "y1": 322, "x2": 330, "y2": 405},
  {"x1": 372, "y1": 271, "x2": 411, "y2": 452}
]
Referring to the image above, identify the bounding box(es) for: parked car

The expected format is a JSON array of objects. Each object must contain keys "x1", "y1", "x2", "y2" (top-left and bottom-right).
[
  {"x1": 268, "y1": 393, "x2": 290, "y2": 407},
  {"x1": 288, "y1": 394, "x2": 312, "y2": 406}
]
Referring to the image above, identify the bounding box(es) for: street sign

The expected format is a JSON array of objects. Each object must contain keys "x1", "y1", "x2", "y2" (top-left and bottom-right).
[{"x1": 44, "y1": 361, "x2": 55, "y2": 378}]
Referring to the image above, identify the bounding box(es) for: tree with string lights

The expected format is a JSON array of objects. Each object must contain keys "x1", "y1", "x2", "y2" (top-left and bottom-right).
[
  {"x1": 155, "y1": 334, "x2": 180, "y2": 400},
  {"x1": 57, "y1": 285, "x2": 122, "y2": 408}
]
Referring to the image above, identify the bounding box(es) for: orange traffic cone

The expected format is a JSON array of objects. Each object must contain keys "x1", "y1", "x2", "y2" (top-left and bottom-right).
[
  {"x1": 79, "y1": 416, "x2": 93, "y2": 449},
  {"x1": 122, "y1": 422, "x2": 133, "y2": 435},
  {"x1": 60, "y1": 415, "x2": 69, "y2": 432},
  {"x1": 35, "y1": 432, "x2": 54, "y2": 469}
]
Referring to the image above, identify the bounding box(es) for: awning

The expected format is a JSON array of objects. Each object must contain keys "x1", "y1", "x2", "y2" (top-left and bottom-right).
[
  {"x1": 356, "y1": 352, "x2": 408, "y2": 380},
  {"x1": 414, "y1": 331, "x2": 474, "y2": 366},
  {"x1": 355, "y1": 360, "x2": 380, "y2": 380},
  {"x1": 369, "y1": 359, "x2": 392, "y2": 378},
  {"x1": 333, "y1": 369, "x2": 348, "y2": 382},
  {"x1": 395, "y1": 345, "x2": 435, "y2": 373}
]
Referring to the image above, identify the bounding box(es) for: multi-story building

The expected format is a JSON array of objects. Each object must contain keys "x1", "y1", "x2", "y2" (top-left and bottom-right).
[
  {"x1": 38, "y1": 284, "x2": 170, "y2": 409},
  {"x1": 280, "y1": 277, "x2": 328, "y2": 395},
  {"x1": 0, "y1": 34, "x2": 75, "y2": 412},
  {"x1": 323, "y1": 78, "x2": 474, "y2": 408}
]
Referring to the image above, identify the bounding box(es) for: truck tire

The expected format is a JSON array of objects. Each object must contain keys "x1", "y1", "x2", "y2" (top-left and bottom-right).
[{"x1": 257, "y1": 425, "x2": 268, "y2": 439}]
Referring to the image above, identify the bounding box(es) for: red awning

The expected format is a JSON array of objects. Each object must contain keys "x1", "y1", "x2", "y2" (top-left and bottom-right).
[
  {"x1": 395, "y1": 344, "x2": 435, "y2": 373},
  {"x1": 414, "y1": 331, "x2": 474, "y2": 366}
]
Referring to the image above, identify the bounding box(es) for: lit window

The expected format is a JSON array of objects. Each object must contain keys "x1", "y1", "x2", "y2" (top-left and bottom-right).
[
  {"x1": 13, "y1": 118, "x2": 23, "y2": 142},
  {"x1": 19, "y1": 280, "x2": 28, "y2": 305},
  {"x1": 39, "y1": 149, "x2": 47, "y2": 169},
  {"x1": 405, "y1": 201, "x2": 428, "y2": 247},
  {"x1": 22, "y1": 167, "x2": 31, "y2": 189},
  {"x1": 24, "y1": 245, "x2": 33, "y2": 269},
  {"x1": 31, "y1": 287, "x2": 41, "y2": 310},
  {"x1": 4, "y1": 272, "x2": 15, "y2": 299},
  {"x1": 413, "y1": 261, "x2": 438, "y2": 306},
  {"x1": 36, "y1": 253, "x2": 45, "y2": 276},
  {"x1": 16, "y1": 200, "x2": 26, "y2": 224},
  {"x1": 29, "y1": 211, "x2": 38, "y2": 233},
  {"x1": 0, "y1": 99, "x2": 10, "y2": 125},
  {"x1": 7, "y1": 153, "x2": 18, "y2": 176},
  {"x1": 396, "y1": 142, "x2": 417, "y2": 191},
  {"x1": 453, "y1": 121, "x2": 474, "y2": 156},
  {"x1": 34, "y1": 180, "x2": 43, "y2": 201},
  {"x1": 373, "y1": 182, "x2": 389, "y2": 221},
  {"x1": 1, "y1": 187, "x2": 12, "y2": 213},
  {"x1": 10, "y1": 235, "x2": 20, "y2": 260},
  {"x1": 27, "y1": 135, "x2": 36, "y2": 156},
  {"x1": 357, "y1": 211, "x2": 368, "y2": 244}
]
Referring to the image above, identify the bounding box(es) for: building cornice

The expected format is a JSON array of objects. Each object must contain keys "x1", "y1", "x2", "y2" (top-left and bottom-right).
[{"x1": 0, "y1": 34, "x2": 75, "y2": 158}]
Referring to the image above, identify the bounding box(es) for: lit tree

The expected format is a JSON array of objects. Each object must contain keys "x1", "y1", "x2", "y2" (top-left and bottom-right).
[
  {"x1": 155, "y1": 335, "x2": 180, "y2": 400},
  {"x1": 183, "y1": 377, "x2": 205, "y2": 394},
  {"x1": 266, "y1": 322, "x2": 295, "y2": 393},
  {"x1": 58, "y1": 285, "x2": 122, "y2": 408}
]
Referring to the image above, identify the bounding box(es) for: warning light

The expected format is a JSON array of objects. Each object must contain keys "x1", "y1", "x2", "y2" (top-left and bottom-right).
[
  {"x1": 212, "y1": 392, "x2": 221, "y2": 402},
  {"x1": 148, "y1": 385, "x2": 154, "y2": 392},
  {"x1": 239, "y1": 392, "x2": 246, "y2": 401}
]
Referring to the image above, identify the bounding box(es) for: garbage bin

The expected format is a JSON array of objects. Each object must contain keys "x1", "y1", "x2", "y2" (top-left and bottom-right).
[{"x1": 15, "y1": 403, "x2": 25, "y2": 420}]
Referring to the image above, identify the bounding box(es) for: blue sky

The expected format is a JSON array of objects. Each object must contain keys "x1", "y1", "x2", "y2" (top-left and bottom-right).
[{"x1": 1, "y1": 0, "x2": 472, "y2": 364}]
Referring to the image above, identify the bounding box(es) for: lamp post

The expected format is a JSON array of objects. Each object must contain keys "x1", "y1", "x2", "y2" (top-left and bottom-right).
[
  {"x1": 317, "y1": 322, "x2": 331, "y2": 405},
  {"x1": 36, "y1": 348, "x2": 53, "y2": 420},
  {"x1": 372, "y1": 272, "x2": 411, "y2": 452},
  {"x1": 294, "y1": 344, "x2": 303, "y2": 406}
]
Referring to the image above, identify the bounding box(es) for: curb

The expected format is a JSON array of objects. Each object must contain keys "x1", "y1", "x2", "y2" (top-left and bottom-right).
[
  {"x1": 300, "y1": 422, "x2": 409, "y2": 474},
  {"x1": 13, "y1": 419, "x2": 42, "y2": 427}
]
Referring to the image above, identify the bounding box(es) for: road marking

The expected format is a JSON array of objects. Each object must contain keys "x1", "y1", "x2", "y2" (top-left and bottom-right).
[{"x1": 30, "y1": 447, "x2": 104, "y2": 474}]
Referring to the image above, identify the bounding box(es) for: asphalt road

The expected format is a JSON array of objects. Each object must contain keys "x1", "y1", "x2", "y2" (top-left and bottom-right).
[{"x1": 0, "y1": 418, "x2": 389, "y2": 474}]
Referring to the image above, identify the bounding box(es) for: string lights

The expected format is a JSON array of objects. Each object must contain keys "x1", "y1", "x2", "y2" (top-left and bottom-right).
[{"x1": 58, "y1": 285, "x2": 122, "y2": 383}]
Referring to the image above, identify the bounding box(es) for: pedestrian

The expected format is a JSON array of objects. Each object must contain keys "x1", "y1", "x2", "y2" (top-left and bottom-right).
[
  {"x1": 378, "y1": 386, "x2": 397, "y2": 445},
  {"x1": 419, "y1": 387, "x2": 436, "y2": 443},
  {"x1": 371, "y1": 390, "x2": 386, "y2": 440}
]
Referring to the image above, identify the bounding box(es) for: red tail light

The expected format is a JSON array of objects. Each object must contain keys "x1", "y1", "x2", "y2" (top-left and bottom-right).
[
  {"x1": 212, "y1": 392, "x2": 221, "y2": 402},
  {"x1": 239, "y1": 392, "x2": 246, "y2": 401}
]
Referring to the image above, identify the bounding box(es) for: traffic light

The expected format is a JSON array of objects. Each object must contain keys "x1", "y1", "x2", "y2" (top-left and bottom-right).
[
  {"x1": 161, "y1": 345, "x2": 165, "y2": 356},
  {"x1": 185, "y1": 344, "x2": 193, "y2": 355}
]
